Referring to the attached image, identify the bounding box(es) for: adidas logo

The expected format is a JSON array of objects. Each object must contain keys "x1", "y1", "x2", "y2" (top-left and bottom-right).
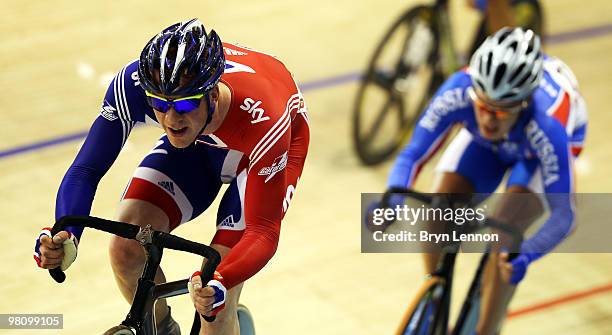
[
  {"x1": 158, "y1": 181, "x2": 175, "y2": 196},
  {"x1": 219, "y1": 215, "x2": 235, "y2": 228},
  {"x1": 100, "y1": 103, "x2": 118, "y2": 121}
]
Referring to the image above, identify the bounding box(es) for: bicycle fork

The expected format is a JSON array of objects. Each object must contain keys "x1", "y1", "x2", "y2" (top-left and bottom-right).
[
  {"x1": 452, "y1": 251, "x2": 490, "y2": 335},
  {"x1": 431, "y1": 252, "x2": 457, "y2": 335}
]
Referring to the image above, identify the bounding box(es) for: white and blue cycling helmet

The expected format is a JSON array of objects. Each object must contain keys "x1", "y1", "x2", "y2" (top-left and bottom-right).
[{"x1": 469, "y1": 27, "x2": 544, "y2": 103}]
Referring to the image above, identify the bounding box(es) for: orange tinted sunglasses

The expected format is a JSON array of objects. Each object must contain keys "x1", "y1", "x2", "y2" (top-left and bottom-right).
[{"x1": 468, "y1": 88, "x2": 525, "y2": 120}]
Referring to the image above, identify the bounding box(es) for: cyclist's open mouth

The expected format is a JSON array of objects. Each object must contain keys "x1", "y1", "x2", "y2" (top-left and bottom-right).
[{"x1": 168, "y1": 126, "x2": 188, "y2": 136}]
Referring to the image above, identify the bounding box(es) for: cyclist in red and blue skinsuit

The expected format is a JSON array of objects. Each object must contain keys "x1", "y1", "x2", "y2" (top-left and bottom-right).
[{"x1": 35, "y1": 19, "x2": 309, "y2": 335}]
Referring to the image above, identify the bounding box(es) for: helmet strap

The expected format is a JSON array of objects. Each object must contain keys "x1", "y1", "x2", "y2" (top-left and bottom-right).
[
  {"x1": 196, "y1": 92, "x2": 215, "y2": 139},
  {"x1": 205, "y1": 92, "x2": 215, "y2": 126}
]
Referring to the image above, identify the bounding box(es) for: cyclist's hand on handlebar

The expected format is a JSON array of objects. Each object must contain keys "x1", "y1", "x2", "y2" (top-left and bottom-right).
[
  {"x1": 188, "y1": 271, "x2": 227, "y2": 317},
  {"x1": 364, "y1": 194, "x2": 405, "y2": 232},
  {"x1": 33, "y1": 228, "x2": 79, "y2": 271},
  {"x1": 499, "y1": 252, "x2": 532, "y2": 285}
]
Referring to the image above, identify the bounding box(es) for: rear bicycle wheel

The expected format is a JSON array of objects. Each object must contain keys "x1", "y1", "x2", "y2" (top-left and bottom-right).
[
  {"x1": 396, "y1": 277, "x2": 447, "y2": 335},
  {"x1": 353, "y1": 5, "x2": 440, "y2": 165},
  {"x1": 103, "y1": 325, "x2": 136, "y2": 335}
]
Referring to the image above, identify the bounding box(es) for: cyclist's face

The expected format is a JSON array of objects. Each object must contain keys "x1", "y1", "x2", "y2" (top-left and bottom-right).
[
  {"x1": 471, "y1": 90, "x2": 524, "y2": 141},
  {"x1": 153, "y1": 94, "x2": 209, "y2": 148}
]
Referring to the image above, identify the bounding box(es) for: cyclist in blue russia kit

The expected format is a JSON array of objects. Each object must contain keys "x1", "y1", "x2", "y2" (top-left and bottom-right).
[{"x1": 368, "y1": 27, "x2": 587, "y2": 334}]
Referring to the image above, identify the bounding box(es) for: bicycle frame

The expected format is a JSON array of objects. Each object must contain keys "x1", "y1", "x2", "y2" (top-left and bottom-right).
[
  {"x1": 384, "y1": 188, "x2": 523, "y2": 335},
  {"x1": 422, "y1": 243, "x2": 490, "y2": 335},
  {"x1": 47, "y1": 215, "x2": 221, "y2": 335},
  {"x1": 431, "y1": 249, "x2": 457, "y2": 335}
]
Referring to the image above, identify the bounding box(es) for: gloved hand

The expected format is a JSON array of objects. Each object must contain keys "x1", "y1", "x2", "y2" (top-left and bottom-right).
[
  {"x1": 468, "y1": 0, "x2": 488, "y2": 12},
  {"x1": 33, "y1": 228, "x2": 79, "y2": 271},
  {"x1": 499, "y1": 252, "x2": 539, "y2": 285},
  {"x1": 363, "y1": 193, "x2": 405, "y2": 232},
  {"x1": 188, "y1": 270, "x2": 227, "y2": 317}
]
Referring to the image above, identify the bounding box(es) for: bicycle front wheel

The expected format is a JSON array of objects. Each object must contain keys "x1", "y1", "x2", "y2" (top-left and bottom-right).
[
  {"x1": 396, "y1": 277, "x2": 447, "y2": 335},
  {"x1": 353, "y1": 5, "x2": 440, "y2": 165},
  {"x1": 237, "y1": 303, "x2": 256, "y2": 335}
]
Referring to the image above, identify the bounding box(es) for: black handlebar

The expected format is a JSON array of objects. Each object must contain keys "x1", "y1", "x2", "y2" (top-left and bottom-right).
[
  {"x1": 155, "y1": 232, "x2": 220, "y2": 288},
  {"x1": 49, "y1": 216, "x2": 141, "y2": 283},
  {"x1": 382, "y1": 187, "x2": 524, "y2": 260},
  {"x1": 48, "y1": 215, "x2": 221, "y2": 322},
  {"x1": 383, "y1": 187, "x2": 434, "y2": 207}
]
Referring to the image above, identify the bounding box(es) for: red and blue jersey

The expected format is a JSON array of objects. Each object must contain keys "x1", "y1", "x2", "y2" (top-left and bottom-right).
[
  {"x1": 55, "y1": 42, "x2": 309, "y2": 289},
  {"x1": 200, "y1": 43, "x2": 310, "y2": 289}
]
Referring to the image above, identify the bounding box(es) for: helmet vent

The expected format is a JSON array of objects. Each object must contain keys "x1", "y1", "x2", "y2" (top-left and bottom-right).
[
  {"x1": 509, "y1": 63, "x2": 526, "y2": 83},
  {"x1": 498, "y1": 29, "x2": 512, "y2": 43},
  {"x1": 508, "y1": 41, "x2": 518, "y2": 52},
  {"x1": 485, "y1": 52, "x2": 493, "y2": 75},
  {"x1": 493, "y1": 64, "x2": 507, "y2": 89},
  {"x1": 514, "y1": 71, "x2": 531, "y2": 91}
]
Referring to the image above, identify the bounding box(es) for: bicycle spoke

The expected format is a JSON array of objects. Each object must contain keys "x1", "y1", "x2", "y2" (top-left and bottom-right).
[
  {"x1": 367, "y1": 69, "x2": 395, "y2": 90},
  {"x1": 361, "y1": 94, "x2": 401, "y2": 145}
]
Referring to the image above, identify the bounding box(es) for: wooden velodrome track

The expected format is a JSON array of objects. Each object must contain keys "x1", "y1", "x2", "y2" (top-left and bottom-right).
[{"x1": 2, "y1": 0, "x2": 611, "y2": 334}]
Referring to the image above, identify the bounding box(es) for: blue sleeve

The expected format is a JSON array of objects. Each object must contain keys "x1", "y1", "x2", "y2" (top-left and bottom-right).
[
  {"x1": 387, "y1": 71, "x2": 472, "y2": 188},
  {"x1": 55, "y1": 61, "x2": 142, "y2": 240},
  {"x1": 520, "y1": 117, "x2": 575, "y2": 260}
]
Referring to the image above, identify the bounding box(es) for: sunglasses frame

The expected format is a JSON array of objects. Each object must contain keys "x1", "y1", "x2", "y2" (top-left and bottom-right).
[{"x1": 468, "y1": 87, "x2": 527, "y2": 120}]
